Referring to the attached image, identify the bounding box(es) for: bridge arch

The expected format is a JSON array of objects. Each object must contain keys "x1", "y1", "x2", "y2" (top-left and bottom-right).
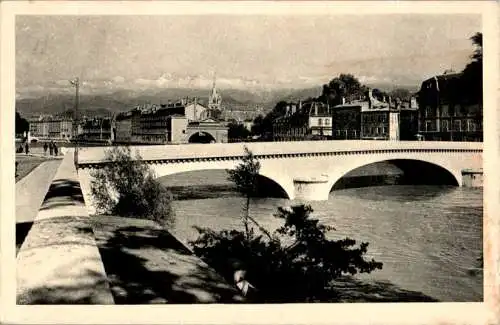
[
  {"x1": 154, "y1": 167, "x2": 293, "y2": 200},
  {"x1": 328, "y1": 157, "x2": 461, "y2": 192}
]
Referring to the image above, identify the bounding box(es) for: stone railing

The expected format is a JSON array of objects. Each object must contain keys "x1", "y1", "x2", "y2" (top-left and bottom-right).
[
  {"x1": 16, "y1": 150, "x2": 115, "y2": 304},
  {"x1": 77, "y1": 140, "x2": 483, "y2": 166}
]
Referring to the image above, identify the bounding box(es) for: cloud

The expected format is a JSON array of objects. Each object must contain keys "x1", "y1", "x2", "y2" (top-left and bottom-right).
[{"x1": 112, "y1": 76, "x2": 125, "y2": 84}]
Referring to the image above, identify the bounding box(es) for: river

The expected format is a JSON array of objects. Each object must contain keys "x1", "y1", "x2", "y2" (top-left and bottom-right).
[{"x1": 159, "y1": 168, "x2": 483, "y2": 302}]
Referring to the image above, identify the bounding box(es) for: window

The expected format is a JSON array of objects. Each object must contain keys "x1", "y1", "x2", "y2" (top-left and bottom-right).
[
  {"x1": 425, "y1": 121, "x2": 432, "y2": 132},
  {"x1": 441, "y1": 105, "x2": 449, "y2": 117},
  {"x1": 441, "y1": 120, "x2": 449, "y2": 132},
  {"x1": 468, "y1": 120, "x2": 476, "y2": 132},
  {"x1": 453, "y1": 120, "x2": 461, "y2": 131},
  {"x1": 318, "y1": 118, "x2": 323, "y2": 126},
  {"x1": 324, "y1": 118, "x2": 330, "y2": 125},
  {"x1": 425, "y1": 106, "x2": 433, "y2": 118}
]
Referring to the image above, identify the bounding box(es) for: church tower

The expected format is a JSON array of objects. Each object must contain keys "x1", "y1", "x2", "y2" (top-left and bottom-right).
[{"x1": 208, "y1": 73, "x2": 222, "y2": 111}]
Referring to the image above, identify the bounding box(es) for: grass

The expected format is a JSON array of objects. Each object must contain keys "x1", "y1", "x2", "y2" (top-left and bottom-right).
[{"x1": 15, "y1": 154, "x2": 58, "y2": 183}]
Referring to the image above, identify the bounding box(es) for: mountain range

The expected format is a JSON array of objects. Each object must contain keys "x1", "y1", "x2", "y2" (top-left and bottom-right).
[{"x1": 16, "y1": 82, "x2": 419, "y2": 118}]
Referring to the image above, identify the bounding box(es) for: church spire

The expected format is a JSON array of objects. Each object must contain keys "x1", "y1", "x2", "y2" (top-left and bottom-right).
[
  {"x1": 211, "y1": 71, "x2": 218, "y2": 98},
  {"x1": 208, "y1": 71, "x2": 222, "y2": 113}
]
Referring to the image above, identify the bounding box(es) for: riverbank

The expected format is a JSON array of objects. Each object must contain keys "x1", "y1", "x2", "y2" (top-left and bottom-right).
[{"x1": 89, "y1": 215, "x2": 244, "y2": 304}]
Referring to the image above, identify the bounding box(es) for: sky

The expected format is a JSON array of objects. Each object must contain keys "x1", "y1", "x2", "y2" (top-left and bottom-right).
[{"x1": 16, "y1": 14, "x2": 481, "y2": 98}]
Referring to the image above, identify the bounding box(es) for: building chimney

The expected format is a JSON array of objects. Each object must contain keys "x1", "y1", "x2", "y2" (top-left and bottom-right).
[
  {"x1": 368, "y1": 89, "x2": 373, "y2": 109},
  {"x1": 314, "y1": 102, "x2": 318, "y2": 116}
]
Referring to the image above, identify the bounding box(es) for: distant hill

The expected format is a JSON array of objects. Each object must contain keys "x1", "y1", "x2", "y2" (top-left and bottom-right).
[
  {"x1": 272, "y1": 86, "x2": 323, "y2": 103},
  {"x1": 16, "y1": 81, "x2": 420, "y2": 118},
  {"x1": 15, "y1": 87, "x2": 269, "y2": 117},
  {"x1": 365, "y1": 82, "x2": 420, "y2": 94},
  {"x1": 270, "y1": 82, "x2": 420, "y2": 108}
]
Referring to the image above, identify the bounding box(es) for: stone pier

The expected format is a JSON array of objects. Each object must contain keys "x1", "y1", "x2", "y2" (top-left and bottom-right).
[{"x1": 293, "y1": 175, "x2": 330, "y2": 201}]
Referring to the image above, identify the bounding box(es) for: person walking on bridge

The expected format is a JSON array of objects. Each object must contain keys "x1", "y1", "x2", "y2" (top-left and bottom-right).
[{"x1": 43, "y1": 142, "x2": 48, "y2": 156}]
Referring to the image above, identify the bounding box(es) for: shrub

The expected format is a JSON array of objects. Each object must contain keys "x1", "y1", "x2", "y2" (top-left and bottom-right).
[
  {"x1": 191, "y1": 146, "x2": 382, "y2": 302},
  {"x1": 190, "y1": 204, "x2": 383, "y2": 303},
  {"x1": 90, "y1": 146, "x2": 174, "y2": 228},
  {"x1": 227, "y1": 146, "x2": 273, "y2": 241}
]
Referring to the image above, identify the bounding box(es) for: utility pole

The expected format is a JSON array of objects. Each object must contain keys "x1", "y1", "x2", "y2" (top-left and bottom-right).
[{"x1": 70, "y1": 77, "x2": 80, "y2": 169}]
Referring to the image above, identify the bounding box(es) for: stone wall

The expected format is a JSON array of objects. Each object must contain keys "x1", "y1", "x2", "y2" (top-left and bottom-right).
[{"x1": 17, "y1": 150, "x2": 114, "y2": 304}]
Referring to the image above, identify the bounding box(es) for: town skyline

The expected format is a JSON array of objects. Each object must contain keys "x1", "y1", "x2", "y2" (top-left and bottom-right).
[{"x1": 16, "y1": 14, "x2": 480, "y2": 98}]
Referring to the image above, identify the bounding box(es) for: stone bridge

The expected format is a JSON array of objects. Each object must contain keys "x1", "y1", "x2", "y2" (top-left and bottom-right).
[{"x1": 76, "y1": 140, "x2": 482, "y2": 211}]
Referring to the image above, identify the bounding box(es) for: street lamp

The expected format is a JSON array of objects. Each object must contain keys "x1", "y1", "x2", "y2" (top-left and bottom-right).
[{"x1": 70, "y1": 77, "x2": 80, "y2": 169}]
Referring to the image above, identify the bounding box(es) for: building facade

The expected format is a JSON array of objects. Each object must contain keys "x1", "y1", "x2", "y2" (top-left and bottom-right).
[
  {"x1": 186, "y1": 118, "x2": 229, "y2": 143},
  {"x1": 272, "y1": 101, "x2": 332, "y2": 141},
  {"x1": 360, "y1": 90, "x2": 419, "y2": 140},
  {"x1": 112, "y1": 90, "x2": 228, "y2": 145},
  {"x1": 307, "y1": 101, "x2": 333, "y2": 137},
  {"x1": 184, "y1": 98, "x2": 208, "y2": 122},
  {"x1": 417, "y1": 72, "x2": 483, "y2": 141},
  {"x1": 331, "y1": 102, "x2": 366, "y2": 139},
  {"x1": 79, "y1": 117, "x2": 113, "y2": 142},
  {"x1": 28, "y1": 116, "x2": 74, "y2": 141},
  {"x1": 114, "y1": 111, "x2": 133, "y2": 143}
]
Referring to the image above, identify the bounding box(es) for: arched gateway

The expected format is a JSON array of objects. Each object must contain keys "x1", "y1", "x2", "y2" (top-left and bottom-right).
[{"x1": 188, "y1": 132, "x2": 216, "y2": 144}]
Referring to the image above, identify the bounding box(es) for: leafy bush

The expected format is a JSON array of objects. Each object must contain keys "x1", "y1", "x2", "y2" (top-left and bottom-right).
[
  {"x1": 90, "y1": 146, "x2": 174, "y2": 228},
  {"x1": 190, "y1": 204, "x2": 383, "y2": 302}
]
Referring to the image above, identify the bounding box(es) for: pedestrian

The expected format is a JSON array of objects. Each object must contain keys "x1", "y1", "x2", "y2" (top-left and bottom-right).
[
  {"x1": 43, "y1": 142, "x2": 48, "y2": 155},
  {"x1": 49, "y1": 142, "x2": 53, "y2": 156},
  {"x1": 24, "y1": 142, "x2": 29, "y2": 155},
  {"x1": 54, "y1": 143, "x2": 58, "y2": 156}
]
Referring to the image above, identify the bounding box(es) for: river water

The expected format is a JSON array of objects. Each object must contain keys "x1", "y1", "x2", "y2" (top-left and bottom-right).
[{"x1": 159, "y1": 169, "x2": 483, "y2": 302}]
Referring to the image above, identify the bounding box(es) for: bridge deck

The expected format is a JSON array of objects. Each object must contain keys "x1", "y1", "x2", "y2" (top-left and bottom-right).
[{"x1": 77, "y1": 141, "x2": 483, "y2": 164}]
